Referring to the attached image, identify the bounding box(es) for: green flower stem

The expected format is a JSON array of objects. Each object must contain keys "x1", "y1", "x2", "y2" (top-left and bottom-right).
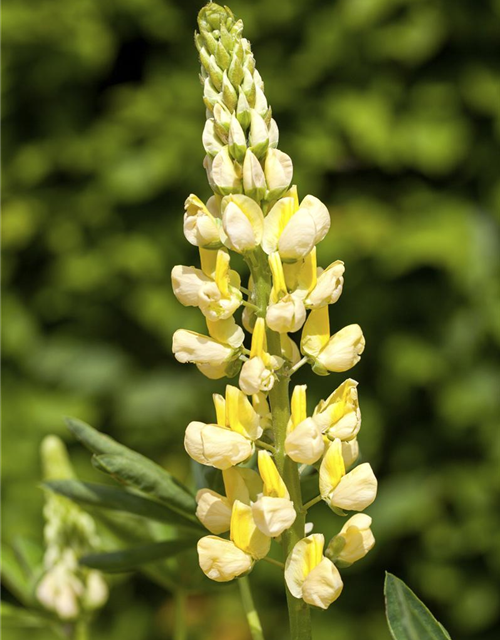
[
  {"x1": 238, "y1": 576, "x2": 265, "y2": 640},
  {"x1": 173, "y1": 590, "x2": 187, "y2": 640},
  {"x1": 303, "y1": 495, "x2": 322, "y2": 511},
  {"x1": 255, "y1": 439, "x2": 277, "y2": 453},
  {"x1": 246, "y1": 248, "x2": 312, "y2": 640},
  {"x1": 262, "y1": 556, "x2": 285, "y2": 569}
]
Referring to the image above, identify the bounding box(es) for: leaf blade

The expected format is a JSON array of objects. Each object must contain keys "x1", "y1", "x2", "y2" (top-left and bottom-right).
[
  {"x1": 80, "y1": 539, "x2": 197, "y2": 573},
  {"x1": 43, "y1": 480, "x2": 201, "y2": 531},
  {"x1": 65, "y1": 417, "x2": 196, "y2": 514},
  {"x1": 384, "y1": 573, "x2": 452, "y2": 640}
]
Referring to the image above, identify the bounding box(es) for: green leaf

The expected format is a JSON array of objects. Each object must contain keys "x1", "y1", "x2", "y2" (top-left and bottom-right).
[
  {"x1": 0, "y1": 543, "x2": 34, "y2": 606},
  {"x1": 65, "y1": 417, "x2": 196, "y2": 514},
  {"x1": 80, "y1": 538, "x2": 197, "y2": 573},
  {"x1": 385, "y1": 573, "x2": 452, "y2": 640},
  {"x1": 0, "y1": 603, "x2": 47, "y2": 629},
  {"x1": 43, "y1": 480, "x2": 201, "y2": 531},
  {"x1": 92, "y1": 452, "x2": 197, "y2": 516}
]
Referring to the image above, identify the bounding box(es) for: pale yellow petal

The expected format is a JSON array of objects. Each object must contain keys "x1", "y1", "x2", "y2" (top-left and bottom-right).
[
  {"x1": 301, "y1": 557, "x2": 343, "y2": 609},
  {"x1": 258, "y1": 450, "x2": 289, "y2": 499},
  {"x1": 230, "y1": 500, "x2": 271, "y2": 560},
  {"x1": 198, "y1": 536, "x2": 253, "y2": 582},
  {"x1": 319, "y1": 439, "x2": 345, "y2": 501}
]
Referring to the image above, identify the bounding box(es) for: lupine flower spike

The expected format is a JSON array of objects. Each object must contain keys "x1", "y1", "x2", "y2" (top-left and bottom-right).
[{"x1": 172, "y1": 3, "x2": 378, "y2": 635}]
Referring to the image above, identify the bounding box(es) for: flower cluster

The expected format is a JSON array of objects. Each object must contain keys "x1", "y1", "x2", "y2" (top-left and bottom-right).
[
  {"x1": 36, "y1": 437, "x2": 108, "y2": 620},
  {"x1": 172, "y1": 3, "x2": 377, "y2": 611}
]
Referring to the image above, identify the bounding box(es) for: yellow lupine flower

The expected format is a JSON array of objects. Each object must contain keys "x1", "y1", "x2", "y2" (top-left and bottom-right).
[
  {"x1": 184, "y1": 385, "x2": 262, "y2": 470},
  {"x1": 251, "y1": 451, "x2": 296, "y2": 536},
  {"x1": 284, "y1": 534, "x2": 343, "y2": 609},
  {"x1": 266, "y1": 253, "x2": 306, "y2": 333},
  {"x1": 326, "y1": 514, "x2": 375, "y2": 567},
  {"x1": 301, "y1": 307, "x2": 365, "y2": 375},
  {"x1": 239, "y1": 318, "x2": 283, "y2": 394},
  {"x1": 319, "y1": 440, "x2": 377, "y2": 512},
  {"x1": 183, "y1": 194, "x2": 223, "y2": 248},
  {"x1": 197, "y1": 499, "x2": 271, "y2": 583},
  {"x1": 221, "y1": 194, "x2": 265, "y2": 253},
  {"x1": 312, "y1": 379, "x2": 361, "y2": 441},
  {"x1": 262, "y1": 192, "x2": 330, "y2": 262},
  {"x1": 285, "y1": 385, "x2": 324, "y2": 464},
  {"x1": 171, "y1": 250, "x2": 242, "y2": 321},
  {"x1": 173, "y1": 317, "x2": 244, "y2": 380}
]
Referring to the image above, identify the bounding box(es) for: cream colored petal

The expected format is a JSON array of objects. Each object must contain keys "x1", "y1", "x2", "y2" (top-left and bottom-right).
[
  {"x1": 252, "y1": 496, "x2": 296, "y2": 537},
  {"x1": 265, "y1": 149, "x2": 293, "y2": 196},
  {"x1": 197, "y1": 536, "x2": 253, "y2": 582},
  {"x1": 284, "y1": 534, "x2": 325, "y2": 598},
  {"x1": 212, "y1": 146, "x2": 242, "y2": 193},
  {"x1": 313, "y1": 379, "x2": 361, "y2": 440},
  {"x1": 317, "y1": 325, "x2": 365, "y2": 372},
  {"x1": 329, "y1": 463, "x2": 377, "y2": 511},
  {"x1": 230, "y1": 500, "x2": 271, "y2": 559},
  {"x1": 196, "y1": 489, "x2": 232, "y2": 534},
  {"x1": 299, "y1": 195, "x2": 331, "y2": 245},
  {"x1": 262, "y1": 196, "x2": 297, "y2": 255},
  {"x1": 184, "y1": 421, "x2": 208, "y2": 466},
  {"x1": 319, "y1": 439, "x2": 345, "y2": 501},
  {"x1": 281, "y1": 334, "x2": 301, "y2": 365},
  {"x1": 301, "y1": 557, "x2": 343, "y2": 609},
  {"x1": 206, "y1": 316, "x2": 245, "y2": 348},
  {"x1": 171, "y1": 266, "x2": 211, "y2": 308},
  {"x1": 196, "y1": 361, "x2": 234, "y2": 380},
  {"x1": 200, "y1": 424, "x2": 254, "y2": 470},
  {"x1": 222, "y1": 202, "x2": 257, "y2": 252},
  {"x1": 341, "y1": 439, "x2": 359, "y2": 468},
  {"x1": 285, "y1": 417, "x2": 325, "y2": 464},
  {"x1": 278, "y1": 211, "x2": 317, "y2": 262},
  {"x1": 335, "y1": 514, "x2": 375, "y2": 565},
  {"x1": 305, "y1": 261, "x2": 345, "y2": 308},
  {"x1": 239, "y1": 357, "x2": 275, "y2": 395},
  {"x1": 173, "y1": 330, "x2": 232, "y2": 366},
  {"x1": 266, "y1": 295, "x2": 306, "y2": 334}
]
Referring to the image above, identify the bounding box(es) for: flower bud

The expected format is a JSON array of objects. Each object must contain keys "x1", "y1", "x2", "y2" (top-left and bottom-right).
[
  {"x1": 212, "y1": 146, "x2": 242, "y2": 195},
  {"x1": 268, "y1": 119, "x2": 279, "y2": 148},
  {"x1": 183, "y1": 194, "x2": 223, "y2": 248},
  {"x1": 208, "y1": 55, "x2": 224, "y2": 91},
  {"x1": 203, "y1": 77, "x2": 221, "y2": 110},
  {"x1": 203, "y1": 119, "x2": 225, "y2": 157},
  {"x1": 221, "y1": 194, "x2": 264, "y2": 252},
  {"x1": 237, "y1": 91, "x2": 251, "y2": 129},
  {"x1": 243, "y1": 149, "x2": 267, "y2": 201},
  {"x1": 326, "y1": 514, "x2": 375, "y2": 567},
  {"x1": 228, "y1": 115, "x2": 247, "y2": 162},
  {"x1": 222, "y1": 71, "x2": 238, "y2": 111},
  {"x1": 264, "y1": 149, "x2": 293, "y2": 200},
  {"x1": 249, "y1": 110, "x2": 269, "y2": 158}
]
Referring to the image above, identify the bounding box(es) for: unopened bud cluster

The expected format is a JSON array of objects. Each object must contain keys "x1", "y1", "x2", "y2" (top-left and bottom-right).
[
  {"x1": 36, "y1": 437, "x2": 108, "y2": 620},
  {"x1": 172, "y1": 3, "x2": 377, "y2": 611}
]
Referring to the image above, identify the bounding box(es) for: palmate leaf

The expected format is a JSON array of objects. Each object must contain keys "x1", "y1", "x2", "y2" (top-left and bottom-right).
[
  {"x1": 385, "y1": 573, "x2": 452, "y2": 640},
  {"x1": 43, "y1": 480, "x2": 202, "y2": 531},
  {"x1": 65, "y1": 417, "x2": 196, "y2": 514},
  {"x1": 80, "y1": 538, "x2": 197, "y2": 573}
]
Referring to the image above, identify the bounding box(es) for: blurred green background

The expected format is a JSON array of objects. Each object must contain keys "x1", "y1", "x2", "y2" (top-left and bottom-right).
[{"x1": 3, "y1": 0, "x2": 500, "y2": 638}]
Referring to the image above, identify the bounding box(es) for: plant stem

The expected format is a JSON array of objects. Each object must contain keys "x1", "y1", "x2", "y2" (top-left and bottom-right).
[
  {"x1": 255, "y1": 439, "x2": 276, "y2": 453},
  {"x1": 289, "y1": 356, "x2": 308, "y2": 375},
  {"x1": 174, "y1": 590, "x2": 187, "y2": 640},
  {"x1": 246, "y1": 248, "x2": 312, "y2": 640},
  {"x1": 262, "y1": 556, "x2": 285, "y2": 569},
  {"x1": 303, "y1": 495, "x2": 322, "y2": 511},
  {"x1": 73, "y1": 621, "x2": 89, "y2": 640},
  {"x1": 238, "y1": 576, "x2": 265, "y2": 640}
]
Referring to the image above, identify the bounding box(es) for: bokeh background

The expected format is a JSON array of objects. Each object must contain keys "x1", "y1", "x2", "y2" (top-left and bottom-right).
[{"x1": 3, "y1": 0, "x2": 500, "y2": 638}]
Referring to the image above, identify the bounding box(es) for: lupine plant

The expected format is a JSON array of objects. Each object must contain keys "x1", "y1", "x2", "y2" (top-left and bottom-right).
[
  {"x1": 170, "y1": 3, "x2": 377, "y2": 638},
  {"x1": 3, "y1": 4, "x2": 453, "y2": 640}
]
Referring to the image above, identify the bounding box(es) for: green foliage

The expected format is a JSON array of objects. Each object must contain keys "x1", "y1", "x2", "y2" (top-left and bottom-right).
[
  {"x1": 3, "y1": 0, "x2": 500, "y2": 639},
  {"x1": 80, "y1": 539, "x2": 199, "y2": 573},
  {"x1": 385, "y1": 573, "x2": 451, "y2": 640}
]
